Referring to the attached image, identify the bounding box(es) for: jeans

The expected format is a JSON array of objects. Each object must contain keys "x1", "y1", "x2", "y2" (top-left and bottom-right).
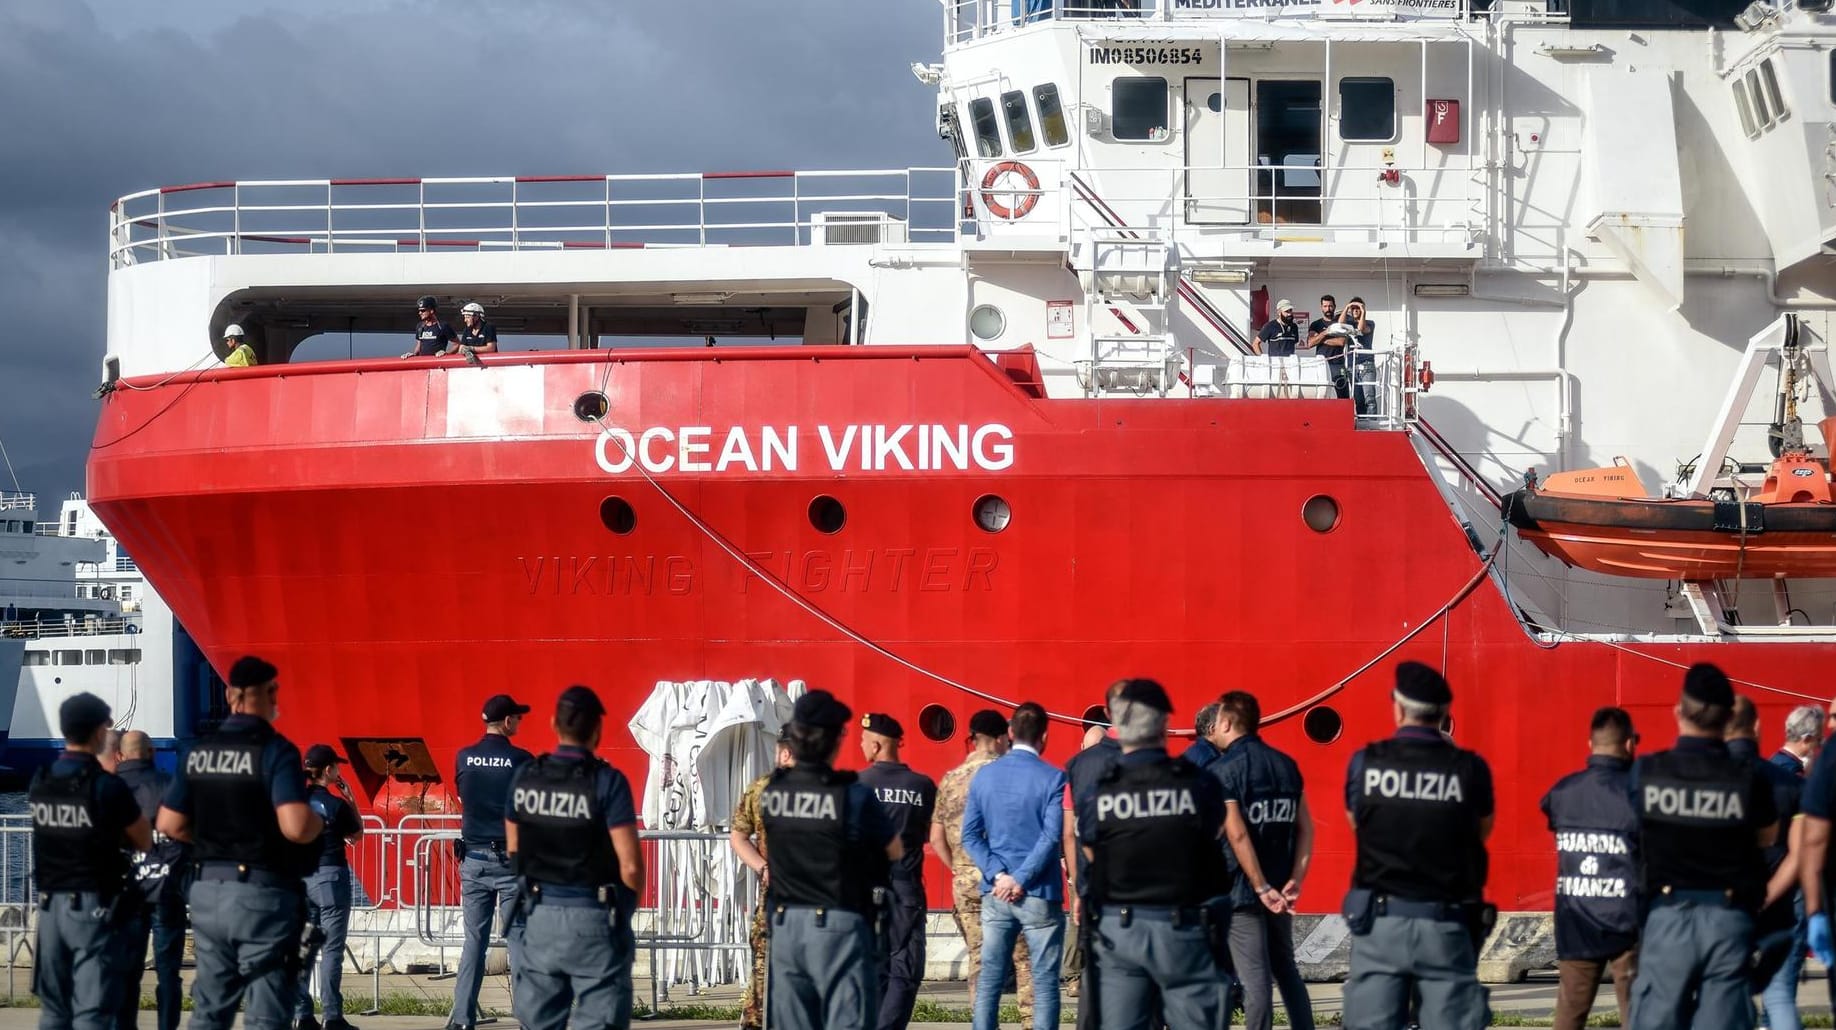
[
  {"x1": 295, "y1": 867, "x2": 352, "y2": 1021},
  {"x1": 1351, "y1": 358, "x2": 1378, "y2": 416},
  {"x1": 974, "y1": 894, "x2": 1064, "y2": 1030},
  {"x1": 1758, "y1": 901, "x2": 1806, "y2": 1030},
  {"x1": 117, "y1": 890, "x2": 188, "y2": 1030}
]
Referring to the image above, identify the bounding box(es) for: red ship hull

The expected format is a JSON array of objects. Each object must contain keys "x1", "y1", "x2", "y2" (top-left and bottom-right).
[{"x1": 87, "y1": 346, "x2": 1836, "y2": 911}]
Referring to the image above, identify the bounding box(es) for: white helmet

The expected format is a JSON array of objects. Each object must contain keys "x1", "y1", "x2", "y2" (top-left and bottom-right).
[
  {"x1": 223, "y1": 324, "x2": 246, "y2": 339},
  {"x1": 461, "y1": 302, "x2": 485, "y2": 317}
]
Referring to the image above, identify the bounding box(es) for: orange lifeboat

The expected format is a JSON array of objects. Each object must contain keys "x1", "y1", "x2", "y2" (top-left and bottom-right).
[{"x1": 1505, "y1": 423, "x2": 1836, "y2": 580}]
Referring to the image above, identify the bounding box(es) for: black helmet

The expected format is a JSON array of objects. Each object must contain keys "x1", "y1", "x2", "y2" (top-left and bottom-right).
[{"x1": 416, "y1": 295, "x2": 437, "y2": 311}]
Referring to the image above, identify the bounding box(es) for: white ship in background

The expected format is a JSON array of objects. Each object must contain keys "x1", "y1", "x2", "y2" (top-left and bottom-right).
[{"x1": 0, "y1": 492, "x2": 208, "y2": 770}]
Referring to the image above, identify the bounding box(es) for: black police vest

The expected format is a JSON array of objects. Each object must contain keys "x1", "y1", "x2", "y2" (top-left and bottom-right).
[
  {"x1": 1090, "y1": 759, "x2": 1228, "y2": 907},
  {"x1": 1543, "y1": 759, "x2": 1640, "y2": 961},
  {"x1": 31, "y1": 763, "x2": 128, "y2": 894},
  {"x1": 511, "y1": 756, "x2": 619, "y2": 889},
  {"x1": 1221, "y1": 738, "x2": 1304, "y2": 906},
  {"x1": 186, "y1": 723, "x2": 293, "y2": 871},
  {"x1": 1636, "y1": 746, "x2": 1767, "y2": 909},
  {"x1": 1351, "y1": 739, "x2": 1489, "y2": 902},
  {"x1": 759, "y1": 766, "x2": 884, "y2": 912},
  {"x1": 119, "y1": 762, "x2": 185, "y2": 901}
]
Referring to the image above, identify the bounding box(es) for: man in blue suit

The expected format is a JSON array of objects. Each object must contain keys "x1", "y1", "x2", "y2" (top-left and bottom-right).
[{"x1": 963, "y1": 702, "x2": 1066, "y2": 1030}]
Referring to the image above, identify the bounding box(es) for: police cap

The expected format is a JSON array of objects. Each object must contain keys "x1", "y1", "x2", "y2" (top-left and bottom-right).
[
  {"x1": 967, "y1": 709, "x2": 1009, "y2": 739},
  {"x1": 556, "y1": 685, "x2": 606, "y2": 717},
  {"x1": 1682, "y1": 663, "x2": 1734, "y2": 708},
  {"x1": 1115, "y1": 678, "x2": 1173, "y2": 714},
  {"x1": 482, "y1": 694, "x2": 532, "y2": 722},
  {"x1": 861, "y1": 712, "x2": 903, "y2": 740},
  {"x1": 792, "y1": 689, "x2": 851, "y2": 729},
  {"x1": 59, "y1": 693, "x2": 112, "y2": 743},
  {"x1": 1394, "y1": 661, "x2": 1452, "y2": 706},
  {"x1": 303, "y1": 744, "x2": 344, "y2": 770},
  {"x1": 228, "y1": 655, "x2": 278, "y2": 689}
]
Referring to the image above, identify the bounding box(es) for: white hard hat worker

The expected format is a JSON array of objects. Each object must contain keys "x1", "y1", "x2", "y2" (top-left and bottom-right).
[
  {"x1": 222, "y1": 325, "x2": 257, "y2": 368},
  {"x1": 223, "y1": 324, "x2": 246, "y2": 340},
  {"x1": 461, "y1": 302, "x2": 485, "y2": 318}
]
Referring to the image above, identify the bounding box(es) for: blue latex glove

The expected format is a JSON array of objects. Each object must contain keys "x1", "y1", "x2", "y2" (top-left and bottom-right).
[{"x1": 1811, "y1": 912, "x2": 1833, "y2": 966}]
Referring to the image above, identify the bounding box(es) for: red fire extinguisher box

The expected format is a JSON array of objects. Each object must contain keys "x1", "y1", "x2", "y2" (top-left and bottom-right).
[{"x1": 1426, "y1": 99, "x2": 1461, "y2": 144}]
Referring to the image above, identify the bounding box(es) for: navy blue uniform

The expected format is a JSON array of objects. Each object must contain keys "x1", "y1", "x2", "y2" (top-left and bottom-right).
[
  {"x1": 1540, "y1": 754, "x2": 1639, "y2": 1030},
  {"x1": 449, "y1": 732, "x2": 535, "y2": 1029},
  {"x1": 161, "y1": 714, "x2": 312, "y2": 1030},
  {"x1": 1212, "y1": 735, "x2": 1313, "y2": 1030},
  {"x1": 1628, "y1": 737, "x2": 1778, "y2": 1030},
  {"x1": 1257, "y1": 319, "x2": 1300, "y2": 357},
  {"x1": 33, "y1": 752, "x2": 142, "y2": 1030},
  {"x1": 1065, "y1": 734, "x2": 1124, "y2": 1030},
  {"x1": 410, "y1": 319, "x2": 455, "y2": 357},
  {"x1": 859, "y1": 761, "x2": 938, "y2": 1030},
  {"x1": 508, "y1": 746, "x2": 639, "y2": 1030},
  {"x1": 115, "y1": 758, "x2": 188, "y2": 1030},
  {"x1": 296, "y1": 785, "x2": 361, "y2": 1023},
  {"x1": 1181, "y1": 738, "x2": 1222, "y2": 770}
]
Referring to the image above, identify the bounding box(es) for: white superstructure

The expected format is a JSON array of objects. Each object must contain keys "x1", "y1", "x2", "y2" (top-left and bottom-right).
[{"x1": 101, "y1": 0, "x2": 1836, "y2": 640}]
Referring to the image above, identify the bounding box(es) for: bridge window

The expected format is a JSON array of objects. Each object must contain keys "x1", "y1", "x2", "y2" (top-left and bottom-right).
[
  {"x1": 24, "y1": 652, "x2": 48, "y2": 667},
  {"x1": 107, "y1": 649, "x2": 142, "y2": 665},
  {"x1": 1113, "y1": 77, "x2": 1170, "y2": 141},
  {"x1": 1741, "y1": 62, "x2": 1787, "y2": 136},
  {"x1": 969, "y1": 98, "x2": 1003, "y2": 158},
  {"x1": 55, "y1": 650, "x2": 80, "y2": 666},
  {"x1": 1034, "y1": 84, "x2": 1070, "y2": 148},
  {"x1": 1002, "y1": 91, "x2": 1037, "y2": 153},
  {"x1": 1734, "y1": 77, "x2": 1759, "y2": 137},
  {"x1": 1339, "y1": 78, "x2": 1397, "y2": 143},
  {"x1": 1758, "y1": 59, "x2": 1788, "y2": 124}
]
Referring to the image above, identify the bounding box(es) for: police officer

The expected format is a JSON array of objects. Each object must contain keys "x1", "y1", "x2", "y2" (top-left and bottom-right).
[
  {"x1": 761, "y1": 690, "x2": 902, "y2": 1030},
  {"x1": 33, "y1": 693, "x2": 150, "y2": 1030},
  {"x1": 1063, "y1": 681, "x2": 1125, "y2": 1030},
  {"x1": 858, "y1": 712, "x2": 938, "y2": 1030},
  {"x1": 402, "y1": 296, "x2": 455, "y2": 359},
  {"x1": 1726, "y1": 695, "x2": 1806, "y2": 1030},
  {"x1": 157, "y1": 655, "x2": 325, "y2": 1030},
  {"x1": 1076, "y1": 678, "x2": 1230, "y2": 1030},
  {"x1": 294, "y1": 745, "x2": 364, "y2": 1030},
  {"x1": 1212, "y1": 690, "x2": 1316, "y2": 1030},
  {"x1": 1629, "y1": 664, "x2": 1778, "y2": 1030},
  {"x1": 1342, "y1": 662, "x2": 1494, "y2": 1030},
  {"x1": 114, "y1": 730, "x2": 189, "y2": 1030},
  {"x1": 448, "y1": 694, "x2": 535, "y2": 1030},
  {"x1": 1539, "y1": 706, "x2": 1640, "y2": 1030},
  {"x1": 506, "y1": 685, "x2": 645, "y2": 1030}
]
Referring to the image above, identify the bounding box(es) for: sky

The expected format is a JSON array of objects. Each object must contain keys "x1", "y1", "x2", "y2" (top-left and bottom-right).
[{"x1": 0, "y1": 0, "x2": 943, "y2": 502}]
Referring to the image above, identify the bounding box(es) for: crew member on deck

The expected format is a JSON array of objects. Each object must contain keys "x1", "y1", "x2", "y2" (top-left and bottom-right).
[
  {"x1": 858, "y1": 713, "x2": 938, "y2": 1030},
  {"x1": 1628, "y1": 665, "x2": 1778, "y2": 1030},
  {"x1": 1342, "y1": 662, "x2": 1494, "y2": 1030},
  {"x1": 761, "y1": 690, "x2": 901, "y2": 1030},
  {"x1": 448, "y1": 694, "x2": 535, "y2": 1030},
  {"x1": 114, "y1": 729, "x2": 189, "y2": 1030},
  {"x1": 294, "y1": 745, "x2": 364, "y2": 1030},
  {"x1": 1079, "y1": 679, "x2": 1232, "y2": 1030},
  {"x1": 223, "y1": 324, "x2": 258, "y2": 368},
  {"x1": 1257, "y1": 300, "x2": 1301, "y2": 357},
  {"x1": 33, "y1": 693, "x2": 150, "y2": 1030},
  {"x1": 402, "y1": 297, "x2": 455, "y2": 359},
  {"x1": 506, "y1": 685, "x2": 645, "y2": 1030},
  {"x1": 1539, "y1": 707, "x2": 1640, "y2": 1030},
  {"x1": 449, "y1": 302, "x2": 499, "y2": 359},
  {"x1": 157, "y1": 656, "x2": 325, "y2": 1030}
]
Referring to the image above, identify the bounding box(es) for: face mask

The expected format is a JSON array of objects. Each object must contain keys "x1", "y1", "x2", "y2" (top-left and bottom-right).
[{"x1": 270, "y1": 704, "x2": 281, "y2": 723}]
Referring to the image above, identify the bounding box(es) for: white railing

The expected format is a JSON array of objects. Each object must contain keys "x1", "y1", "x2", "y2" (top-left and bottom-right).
[
  {"x1": 109, "y1": 169, "x2": 964, "y2": 269},
  {"x1": 945, "y1": 0, "x2": 1483, "y2": 44},
  {"x1": 0, "y1": 495, "x2": 33, "y2": 513},
  {"x1": 1, "y1": 615, "x2": 140, "y2": 640}
]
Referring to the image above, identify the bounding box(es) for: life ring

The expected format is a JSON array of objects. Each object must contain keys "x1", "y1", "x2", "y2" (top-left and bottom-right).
[{"x1": 980, "y1": 161, "x2": 1041, "y2": 220}]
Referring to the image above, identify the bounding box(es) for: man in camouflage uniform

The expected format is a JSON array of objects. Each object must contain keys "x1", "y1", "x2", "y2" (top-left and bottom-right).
[
  {"x1": 729, "y1": 734, "x2": 795, "y2": 1030},
  {"x1": 928, "y1": 710, "x2": 1034, "y2": 1023}
]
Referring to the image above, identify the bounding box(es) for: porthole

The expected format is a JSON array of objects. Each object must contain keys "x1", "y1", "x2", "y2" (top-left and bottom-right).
[
  {"x1": 1302, "y1": 494, "x2": 1341, "y2": 533},
  {"x1": 970, "y1": 305, "x2": 1007, "y2": 342},
  {"x1": 574, "y1": 391, "x2": 610, "y2": 422},
  {"x1": 919, "y1": 705, "x2": 957, "y2": 742},
  {"x1": 599, "y1": 496, "x2": 636, "y2": 535},
  {"x1": 1303, "y1": 705, "x2": 1343, "y2": 744},
  {"x1": 808, "y1": 495, "x2": 847, "y2": 534},
  {"x1": 1081, "y1": 704, "x2": 1108, "y2": 728},
  {"x1": 973, "y1": 495, "x2": 1012, "y2": 533}
]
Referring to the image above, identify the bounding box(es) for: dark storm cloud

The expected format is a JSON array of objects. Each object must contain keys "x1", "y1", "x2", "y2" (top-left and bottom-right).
[{"x1": 0, "y1": 0, "x2": 943, "y2": 497}]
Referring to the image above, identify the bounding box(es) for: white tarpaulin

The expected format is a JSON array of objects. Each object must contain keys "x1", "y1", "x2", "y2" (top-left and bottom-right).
[{"x1": 628, "y1": 677, "x2": 802, "y2": 989}]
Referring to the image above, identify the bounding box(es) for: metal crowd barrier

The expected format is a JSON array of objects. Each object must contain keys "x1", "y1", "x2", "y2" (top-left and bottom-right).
[{"x1": 0, "y1": 819, "x2": 752, "y2": 1014}]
